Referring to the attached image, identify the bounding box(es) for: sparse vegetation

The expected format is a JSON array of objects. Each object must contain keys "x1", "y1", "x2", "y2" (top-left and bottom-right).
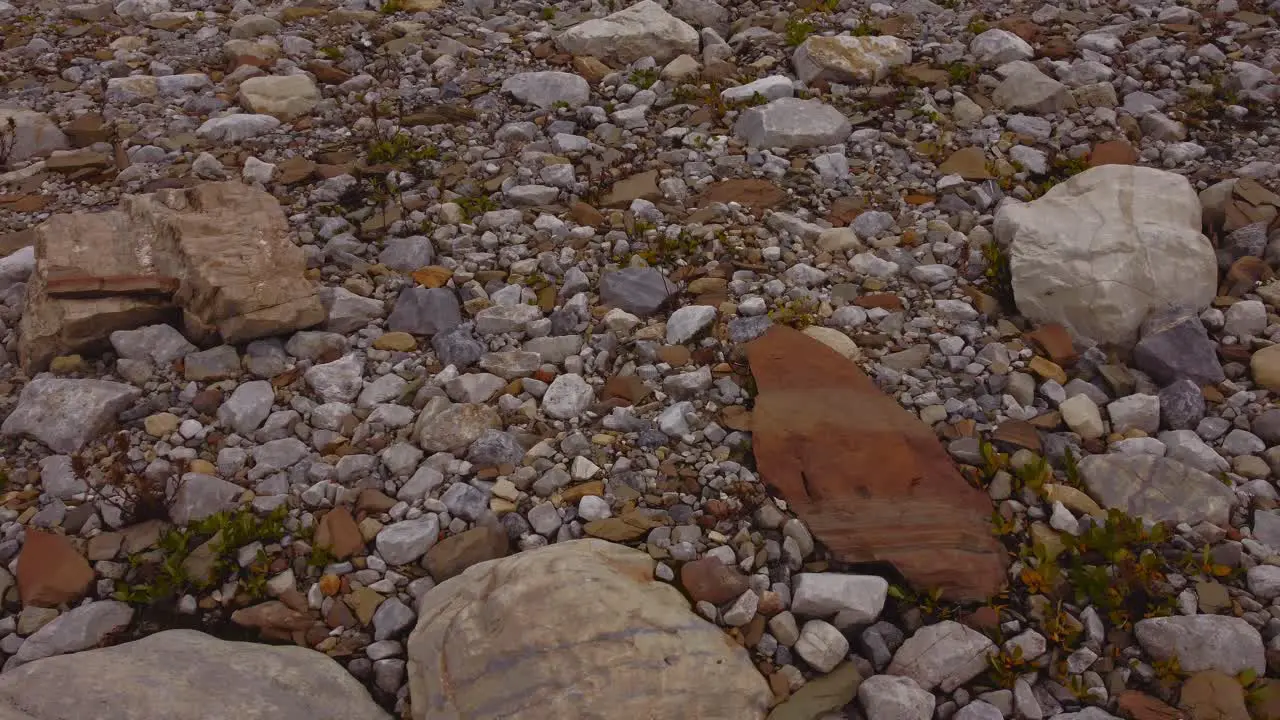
[
  {"x1": 628, "y1": 68, "x2": 659, "y2": 90},
  {"x1": 784, "y1": 17, "x2": 815, "y2": 47},
  {"x1": 379, "y1": 0, "x2": 404, "y2": 14},
  {"x1": 366, "y1": 131, "x2": 439, "y2": 166},
  {"x1": 768, "y1": 297, "x2": 821, "y2": 328},
  {"x1": 115, "y1": 507, "x2": 290, "y2": 606},
  {"x1": 457, "y1": 194, "x2": 499, "y2": 221}
]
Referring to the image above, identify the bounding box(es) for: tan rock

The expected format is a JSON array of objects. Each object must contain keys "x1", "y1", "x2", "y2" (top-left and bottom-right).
[
  {"x1": 372, "y1": 331, "x2": 416, "y2": 351},
  {"x1": 1252, "y1": 344, "x2": 1280, "y2": 390},
  {"x1": 1179, "y1": 671, "x2": 1249, "y2": 720},
  {"x1": 19, "y1": 182, "x2": 323, "y2": 372},
  {"x1": 238, "y1": 74, "x2": 320, "y2": 122},
  {"x1": 407, "y1": 540, "x2": 771, "y2": 719},
  {"x1": 17, "y1": 530, "x2": 95, "y2": 608}
]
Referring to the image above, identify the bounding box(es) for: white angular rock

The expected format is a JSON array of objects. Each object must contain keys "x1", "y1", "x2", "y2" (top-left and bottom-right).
[
  {"x1": 734, "y1": 98, "x2": 852, "y2": 149},
  {"x1": 1, "y1": 378, "x2": 141, "y2": 453},
  {"x1": 1106, "y1": 394, "x2": 1159, "y2": 435},
  {"x1": 858, "y1": 674, "x2": 936, "y2": 720},
  {"x1": 1059, "y1": 394, "x2": 1105, "y2": 440},
  {"x1": 7, "y1": 600, "x2": 134, "y2": 669},
  {"x1": 793, "y1": 34, "x2": 912, "y2": 84},
  {"x1": 665, "y1": 305, "x2": 717, "y2": 344},
  {"x1": 720, "y1": 76, "x2": 794, "y2": 104},
  {"x1": 555, "y1": 0, "x2": 699, "y2": 65},
  {"x1": 794, "y1": 619, "x2": 849, "y2": 673},
  {"x1": 196, "y1": 114, "x2": 281, "y2": 142},
  {"x1": 502, "y1": 71, "x2": 590, "y2": 109},
  {"x1": 1134, "y1": 615, "x2": 1264, "y2": 675},
  {"x1": 887, "y1": 620, "x2": 995, "y2": 692},
  {"x1": 970, "y1": 29, "x2": 1034, "y2": 66},
  {"x1": 791, "y1": 573, "x2": 888, "y2": 624},
  {"x1": 376, "y1": 516, "x2": 440, "y2": 566},
  {"x1": 542, "y1": 373, "x2": 594, "y2": 419},
  {"x1": 305, "y1": 354, "x2": 365, "y2": 404},
  {"x1": 997, "y1": 165, "x2": 1217, "y2": 347}
]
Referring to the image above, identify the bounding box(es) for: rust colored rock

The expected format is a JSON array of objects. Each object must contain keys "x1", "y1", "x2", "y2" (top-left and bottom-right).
[
  {"x1": 1117, "y1": 691, "x2": 1183, "y2": 720},
  {"x1": 746, "y1": 326, "x2": 1007, "y2": 601},
  {"x1": 17, "y1": 530, "x2": 95, "y2": 607},
  {"x1": 696, "y1": 179, "x2": 787, "y2": 212},
  {"x1": 1026, "y1": 323, "x2": 1078, "y2": 367},
  {"x1": 1089, "y1": 139, "x2": 1138, "y2": 167},
  {"x1": 424, "y1": 525, "x2": 510, "y2": 582},
  {"x1": 680, "y1": 557, "x2": 750, "y2": 605},
  {"x1": 315, "y1": 507, "x2": 365, "y2": 560}
]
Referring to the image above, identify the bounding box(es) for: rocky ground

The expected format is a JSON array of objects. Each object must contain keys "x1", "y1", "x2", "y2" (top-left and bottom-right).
[{"x1": 0, "y1": 0, "x2": 1278, "y2": 717}]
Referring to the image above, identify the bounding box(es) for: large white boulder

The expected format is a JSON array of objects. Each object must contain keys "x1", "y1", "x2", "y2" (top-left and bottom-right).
[
  {"x1": 995, "y1": 165, "x2": 1217, "y2": 348},
  {"x1": 407, "y1": 539, "x2": 771, "y2": 719},
  {"x1": 555, "y1": 0, "x2": 699, "y2": 65}
]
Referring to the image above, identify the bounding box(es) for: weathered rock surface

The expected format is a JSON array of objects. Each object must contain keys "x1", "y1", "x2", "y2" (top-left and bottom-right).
[
  {"x1": 734, "y1": 98, "x2": 853, "y2": 150},
  {"x1": 1, "y1": 378, "x2": 141, "y2": 453},
  {"x1": 793, "y1": 35, "x2": 912, "y2": 84},
  {"x1": 19, "y1": 182, "x2": 323, "y2": 371},
  {"x1": 407, "y1": 539, "x2": 771, "y2": 719},
  {"x1": 1134, "y1": 616, "x2": 1265, "y2": 675},
  {"x1": 746, "y1": 326, "x2": 1007, "y2": 601},
  {"x1": 1078, "y1": 454, "x2": 1235, "y2": 526},
  {"x1": 0, "y1": 629, "x2": 390, "y2": 718},
  {"x1": 555, "y1": 0, "x2": 698, "y2": 65},
  {"x1": 997, "y1": 165, "x2": 1216, "y2": 348}
]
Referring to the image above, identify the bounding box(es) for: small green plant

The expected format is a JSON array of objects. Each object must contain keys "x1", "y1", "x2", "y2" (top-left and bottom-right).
[
  {"x1": 849, "y1": 15, "x2": 878, "y2": 36},
  {"x1": 990, "y1": 509, "x2": 1018, "y2": 537},
  {"x1": 551, "y1": 99, "x2": 570, "y2": 110},
  {"x1": 379, "y1": 0, "x2": 404, "y2": 14},
  {"x1": 458, "y1": 194, "x2": 498, "y2": 221},
  {"x1": 1059, "y1": 510, "x2": 1178, "y2": 628},
  {"x1": 966, "y1": 16, "x2": 990, "y2": 34},
  {"x1": 987, "y1": 645, "x2": 1033, "y2": 689},
  {"x1": 319, "y1": 45, "x2": 343, "y2": 60},
  {"x1": 308, "y1": 544, "x2": 336, "y2": 568},
  {"x1": 785, "y1": 18, "x2": 814, "y2": 47},
  {"x1": 769, "y1": 298, "x2": 822, "y2": 329},
  {"x1": 628, "y1": 68, "x2": 659, "y2": 89},
  {"x1": 946, "y1": 61, "x2": 978, "y2": 85},
  {"x1": 815, "y1": 0, "x2": 841, "y2": 11},
  {"x1": 981, "y1": 239, "x2": 1014, "y2": 309},
  {"x1": 540, "y1": 6, "x2": 556, "y2": 19},
  {"x1": 367, "y1": 131, "x2": 438, "y2": 166},
  {"x1": 115, "y1": 506, "x2": 289, "y2": 606},
  {"x1": 888, "y1": 585, "x2": 952, "y2": 620}
]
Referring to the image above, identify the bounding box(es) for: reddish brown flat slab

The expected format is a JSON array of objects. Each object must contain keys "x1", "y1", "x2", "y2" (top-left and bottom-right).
[{"x1": 747, "y1": 326, "x2": 1008, "y2": 601}]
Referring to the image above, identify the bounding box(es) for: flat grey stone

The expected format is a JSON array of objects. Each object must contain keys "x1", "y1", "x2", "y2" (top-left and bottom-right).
[
  {"x1": 1078, "y1": 454, "x2": 1234, "y2": 526},
  {"x1": 387, "y1": 288, "x2": 461, "y2": 336},
  {"x1": 0, "y1": 628, "x2": 389, "y2": 717},
  {"x1": 376, "y1": 516, "x2": 440, "y2": 566},
  {"x1": 502, "y1": 71, "x2": 590, "y2": 109},
  {"x1": 733, "y1": 98, "x2": 852, "y2": 149},
  {"x1": 599, "y1": 267, "x2": 676, "y2": 317},
  {"x1": 170, "y1": 473, "x2": 244, "y2": 526},
  {"x1": 6, "y1": 600, "x2": 134, "y2": 669},
  {"x1": 305, "y1": 353, "x2": 364, "y2": 404},
  {"x1": 1133, "y1": 309, "x2": 1224, "y2": 386},
  {"x1": 432, "y1": 323, "x2": 485, "y2": 369},
  {"x1": 378, "y1": 236, "x2": 434, "y2": 272},
  {"x1": 1134, "y1": 615, "x2": 1264, "y2": 675},
  {"x1": 1, "y1": 378, "x2": 141, "y2": 453},
  {"x1": 319, "y1": 287, "x2": 384, "y2": 334},
  {"x1": 217, "y1": 380, "x2": 275, "y2": 435},
  {"x1": 109, "y1": 324, "x2": 196, "y2": 365}
]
